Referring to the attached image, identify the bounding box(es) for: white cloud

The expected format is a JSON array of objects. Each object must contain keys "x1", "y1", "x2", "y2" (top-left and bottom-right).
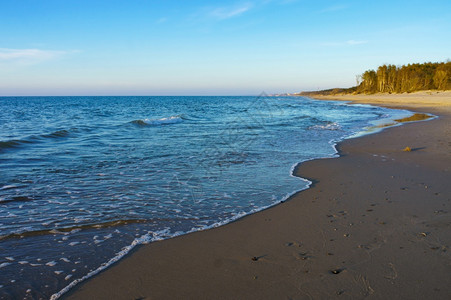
[
  {"x1": 207, "y1": 3, "x2": 253, "y2": 20},
  {"x1": 0, "y1": 48, "x2": 68, "y2": 61}
]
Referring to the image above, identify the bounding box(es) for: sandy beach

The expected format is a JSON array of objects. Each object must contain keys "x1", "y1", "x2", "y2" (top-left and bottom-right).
[
  {"x1": 64, "y1": 93, "x2": 451, "y2": 299},
  {"x1": 309, "y1": 90, "x2": 451, "y2": 109}
]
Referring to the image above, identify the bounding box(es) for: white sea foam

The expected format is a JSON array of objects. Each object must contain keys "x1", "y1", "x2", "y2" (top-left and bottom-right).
[
  {"x1": 0, "y1": 262, "x2": 11, "y2": 268},
  {"x1": 149, "y1": 116, "x2": 183, "y2": 124},
  {"x1": 29, "y1": 263, "x2": 42, "y2": 266},
  {"x1": 0, "y1": 185, "x2": 17, "y2": 190},
  {"x1": 50, "y1": 232, "x2": 157, "y2": 300},
  {"x1": 309, "y1": 122, "x2": 341, "y2": 131},
  {"x1": 134, "y1": 115, "x2": 184, "y2": 126}
]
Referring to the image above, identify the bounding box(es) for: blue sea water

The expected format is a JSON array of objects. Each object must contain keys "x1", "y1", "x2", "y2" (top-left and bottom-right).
[{"x1": 0, "y1": 95, "x2": 411, "y2": 299}]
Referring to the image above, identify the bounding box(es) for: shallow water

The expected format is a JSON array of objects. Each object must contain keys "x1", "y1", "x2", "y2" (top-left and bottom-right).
[{"x1": 0, "y1": 95, "x2": 411, "y2": 299}]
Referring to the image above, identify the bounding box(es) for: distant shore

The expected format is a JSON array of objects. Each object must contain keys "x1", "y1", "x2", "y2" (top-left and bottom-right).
[
  {"x1": 300, "y1": 90, "x2": 451, "y2": 109},
  {"x1": 64, "y1": 93, "x2": 451, "y2": 299}
]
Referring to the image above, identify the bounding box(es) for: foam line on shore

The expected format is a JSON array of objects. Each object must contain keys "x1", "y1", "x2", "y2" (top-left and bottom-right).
[{"x1": 50, "y1": 101, "x2": 430, "y2": 299}]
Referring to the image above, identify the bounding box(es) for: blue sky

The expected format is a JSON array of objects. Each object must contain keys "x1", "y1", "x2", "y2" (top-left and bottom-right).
[{"x1": 1, "y1": 0, "x2": 450, "y2": 96}]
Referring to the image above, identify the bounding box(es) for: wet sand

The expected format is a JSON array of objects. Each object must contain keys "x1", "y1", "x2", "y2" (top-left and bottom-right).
[{"x1": 64, "y1": 93, "x2": 451, "y2": 299}]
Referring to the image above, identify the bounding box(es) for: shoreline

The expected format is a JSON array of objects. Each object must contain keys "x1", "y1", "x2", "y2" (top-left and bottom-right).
[
  {"x1": 64, "y1": 94, "x2": 451, "y2": 299},
  {"x1": 303, "y1": 90, "x2": 451, "y2": 109}
]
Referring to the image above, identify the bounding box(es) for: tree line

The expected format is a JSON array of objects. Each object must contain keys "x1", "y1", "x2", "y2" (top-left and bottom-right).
[
  {"x1": 356, "y1": 61, "x2": 451, "y2": 93},
  {"x1": 298, "y1": 61, "x2": 451, "y2": 96}
]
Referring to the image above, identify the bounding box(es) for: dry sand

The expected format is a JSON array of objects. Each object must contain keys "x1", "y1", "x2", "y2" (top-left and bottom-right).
[
  {"x1": 310, "y1": 90, "x2": 451, "y2": 109},
  {"x1": 64, "y1": 93, "x2": 451, "y2": 300}
]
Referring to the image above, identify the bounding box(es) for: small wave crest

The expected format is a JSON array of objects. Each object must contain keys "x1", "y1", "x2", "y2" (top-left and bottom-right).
[
  {"x1": 41, "y1": 129, "x2": 70, "y2": 138},
  {"x1": 0, "y1": 219, "x2": 150, "y2": 241},
  {"x1": 0, "y1": 139, "x2": 34, "y2": 150},
  {"x1": 0, "y1": 216, "x2": 205, "y2": 241},
  {"x1": 309, "y1": 122, "x2": 341, "y2": 131},
  {"x1": 0, "y1": 129, "x2": 72, "y2": 151},
  {"x1": 130, "y1": 115, "x2": 185, "y2": 126},
  {"x1": 0, "y1": 195, "x2": 34, "y2": 204}
]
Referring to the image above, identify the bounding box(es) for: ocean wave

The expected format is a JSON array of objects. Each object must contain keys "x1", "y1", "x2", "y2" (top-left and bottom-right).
[
  {"x1": 50, "y1": 180, "x2": 313, "y2": 300},
  {"x1": 0, "y1": 195, "x2": 34, "y2": 204},
  {"x1": 0, "y1": 219, "x2": 149, "y2": 241},
  {"x1": 41, "y1": 129, "x2": 70, "y2": 139},
  {"x1": 0, "y1": 129, "x2": 72, "y2": 151},
  {"x1": 0, "y1": 139, "x2": 34, "y2": 150},
  {"x1": 131, "y1": 115, "x2": 185, "y2": 126},
  {"x1": 0, "y1": 216, "x2": 207, "y2": 241}
]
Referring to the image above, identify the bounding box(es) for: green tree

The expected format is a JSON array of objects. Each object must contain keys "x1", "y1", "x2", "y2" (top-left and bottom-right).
[{"x1": 433, "y1": 63, "x2": 450, "y2": 90}]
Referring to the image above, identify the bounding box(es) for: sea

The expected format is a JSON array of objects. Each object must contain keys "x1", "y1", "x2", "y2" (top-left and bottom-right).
[{"x1": 0, "y1": 95, "x2": 412, "y2": 299}]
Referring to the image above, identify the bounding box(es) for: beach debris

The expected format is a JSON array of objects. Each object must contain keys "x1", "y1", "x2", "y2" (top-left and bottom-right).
[
  {"x1": 297, "y1": 252, "x2": 311, "y2": 260},
  {"x1": 419, "y1": 232, "x2": 428, "y2": 237},
  {"x1": 358, "y1": 244, "x2": 370, "y2": 250},
  {"x1": 330, "y1": 268, "x2": 344, "y2": 275},
  {"x1": 384, "y1": 263, "x2": 398, "y2": 280},
  {"x1": 343, "y1": 233, "x2": 350, "y2": 237},
  {"x1": 403, "y1": 146, "x2": 411, "y2": 152}
]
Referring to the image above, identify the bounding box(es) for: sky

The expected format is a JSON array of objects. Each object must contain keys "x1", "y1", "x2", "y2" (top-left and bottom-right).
[{"x1": 0, "y1": 0, "x2": 450, "y2": 96}]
